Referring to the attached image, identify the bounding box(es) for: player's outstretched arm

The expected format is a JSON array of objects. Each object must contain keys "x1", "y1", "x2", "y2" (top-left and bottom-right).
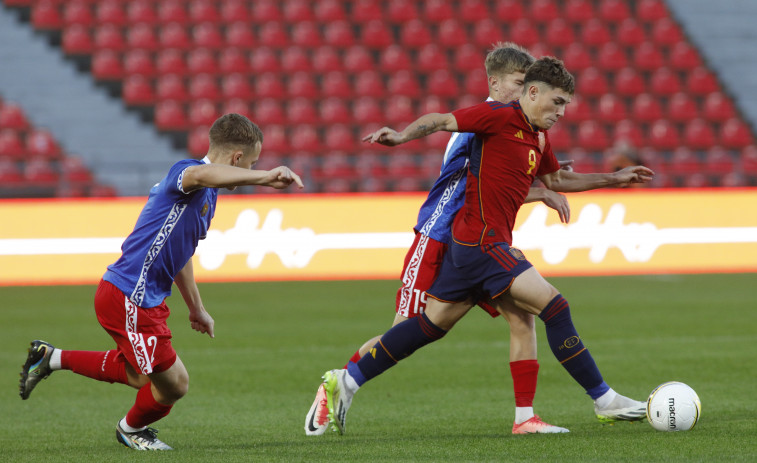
[
  {"x1": 539, "y1": 165, "x2": 654, "y2": 193},
  {"x1": 362, "y1": 113, "x2": 458, "y2": 146},
  {"x1": 525, "y1": 188, "x2": 570, "y2": 223},
  {"x1": 174, "y1": 259, "x2": 215, "y2": 338},
  {"x1": 182, "y1": 164, "x2": 304, "y2": 191}
]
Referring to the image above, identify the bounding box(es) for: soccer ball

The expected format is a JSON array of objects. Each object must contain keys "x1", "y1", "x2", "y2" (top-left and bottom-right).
[{"x1": 646, "y1": 381, "x2": 701, "y2": 432}]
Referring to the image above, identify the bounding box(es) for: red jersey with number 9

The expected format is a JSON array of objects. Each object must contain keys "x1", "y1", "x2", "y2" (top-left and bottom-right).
[{"x1": 450, "y1": 100, "x2": 560, "y2": 246}]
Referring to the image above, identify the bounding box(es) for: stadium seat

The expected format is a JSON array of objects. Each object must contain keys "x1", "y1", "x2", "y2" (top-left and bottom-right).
[
  {"x1": 0, "y1": 129, "x2": 25, "y2": 159},
  {"x1": 494, "y1": 0, "x2": 526, "y2": 23},
  {"x1": 156, "y1": 74, "x2": 189, "y2": 102},
  {"x1": 126, "y1": 23, "x2": 159, "y2": 52},
  {"x1": 427, "y1": 70, "x2": 460, "y2": 99},
  {"x1": 287, "y1": 72, "x2": 318, "y2": 99},
  {"x1": 251, "y1": 0, "x2": 282, "y2": 23},
  {"x1": 386, "y1": 151, "x2": 420, "y2": 178},
  {"x1": 221, "y1": 1, "x2": 251, "y2": 24},
  {"x1": 192, "y1": 23, "x2": 224, "y2": 50},
  {"x1": 126, "y1": 1, "x2": 157, "y2": 25},
  {"x1": 613, "y1": 119, "x2": 644, "y2": 148},
  {"x1": 545, "y1": 122, "x2": 574, "y2": 152},
  {"x1": 321, "y1": 71, "x2": 352, "y2": 99},
  {"x1": 580, "y1": 19, "x2": 612, "y2": 47},
  {"x1": 344, "y1": 46, "x2": 376, "y2": 73},
  {"x1": 454, "y1": 44, "x2": 483, "y2": 73},
  {"x1": 154, "y1": 100, "x2": 188, "y2": 131},
  {"x1": 637, "y1": 0, "x2": 669, "y2": 23},
  {"x1": 669, "y1": 42, "x2": 702, "y2": 71},
  {"x1": 315, "y1": 0, "x2": 346, "y2": 22},
  {"x1": 159, "y1": 23, "x2": 191, "y2": 51},
  {"x1": 681, "y1": 172, "x2": 711, "y2": 188},
  {"x1": 123, "y1": 49, "x2": 155, "y2": 77},
  {"x1": 295, "y1": 124, "x2": 322, "y2": 153},
  {"x1": 576, "y1": 67, "x2": 609, "y2": 98},
  {"x1": 399, "y1": 20, "x2": 433, "y2": 49},
  {"x1": 157, "y1": 1, "x2": 189, "y2": 25},
  {"x1": 221, "y1": 74, "x2": 253, "y2": 100},
  {"x1": 319, "y1": 98, "x2": 351, "y2": 125},
  {"x1": 615, "y1": 19, "x2": 647, "y2": 47},
  {"x1": 188, "y1": 100, "x2": 219, "y2": 128},
  {"x1": 254, "y1": 73, "x2": 286, "y2": 100},
  {"x1": 0, "y1": 158, "x2": 23, "y2": 185},
  {"x1": 384, "y1": 96, "x2": 416, "y2": 125},
  {"x1": 686, "y1": 67, "x2": 720, "y2": 95},
  {"x1": 253, "y1": 98, "x2": 285, "y2": 125},
  {"x1": 122, "y1": 75, "x2": 155, "y2": 106},
  {"x1": 63, "y1": 25, "x2": 95, "y2": 54},
  {"x1": 31, "y1": 1, "x2": 63, "y2": 30},
  {"x1": 387, "y1": 0, "x2": 419, "y2": 23},
  {"x1": 438, "y1": 20, "x2": 469, "y2": 49},
  {"x1": 221, "y1": 99, "x2": 251, "y2": 119},
  {"x1": 219, "y1": 49, "x2": 250, "y2": 75},
  {"x1": 354, "y1": 152, "x2": 387, "y2": 178},
  {"x1": 564, "y1": 96, "x2": 594, "y2": 123},
  {"x1": 462, "y1": 68, "x2": 487, "y2": 97},
  {"x1": 155, "y1": 49, "x2": 187, "y2": 76},
  {"x1": 682, "y1": 118, "x2": 715, "y2": 150},
  {"x1": 704, "y1": 146, "x2": 736, "y2": 175},
  {"x1": 632, "y1": 42, "x2": 665, "y2": 72},
  {"x1": 91, "y1": 50, "x2": 124, "y2": 81},
  {"x1": 258, "y1": 22, "x2": 289, "y2": 49},
  {"x1": 352, "y1": 97, "x2": 384, "y2": 125},
  {"x1": 562, "y1": 43, "x2": 593, "y2": 72},
  {"x1": 354, "y1": 70, "x2": 385, "y2": 99},
  {"x1": 424, "y1": 0, "x2": 454, "y2": 22},
  {"x1": 281, "y1": 47, "x2": 313, "y2": 73},
  {"x1": 719, "y1": 171, "x2": 746, "y2": 187},
  {"x1": 596, "y1": 42, "x2": 629, "y2": 72},
  {"x1": 187, "y1": 49, "x2": 218, "y2": 76},
  {"x1": 188, "y1": 126, "x2": 210, "y2": 157},
  {"x1": 630, "y1": 93, "x2": 663, "y2": 123},
  {"x1": 324, "y1": 126, "x2": 357, "y2": 153},
  {"x1": 62, "y1": 2, "x2": 93, "y2": 27},
  {"x1": 544, "y1": 19, "x2": 576, "y2": 49},
  {"x1": 25, "y1": 129, "x2": 61, "y2": 159},
  {"x1": 249, "y1": 48, "x2": 281, "y2": 73},
  {"x1": 323, "y1": 20, "x2": 356, "y2": 49},
  {"x1": 312, "y1": 46, "x2": 343, "y2": 74},
  {"x1": 508, "y1": 19, "x2": 540, "y2": 47},
  {"x1": 59, "y1": 156, "x2": 94, "y2": 186},
  {"x1": 702, "y1": 92, "x2": 736, "y2": 122},
  {"x1": 287, "y1": 98, "x2": 318, "y2": 125},
  {"x1": 565, "y1": 0, "x2": 595, "y2": 23},
  {"x1": 669, "y1": 147, "x2": 703, "y2": 175},
  {"x1": 261, "y1": 125, "x2": 290, "y2": 154},
  {"x1": 527, "y1": 0, "x2": 560, "y2": 23},
  {"x1": 667, "y1": 93, "x2": 700, "y2": 122},
  {"x1": 597, "y1": 94, "x2": 628, "y2": 123},
  {"x1": 649, "y1": 119, "x2": 681, "y2": 150},
  {"x1": 651, "y1": 18, "x2": 684, "y2": 47},
  {"x1": 291, "y1": 21, "x2": 322, "y2": 49},
  {"x1": 23, "y1": 158, "x2": 59, "y2": 188},
  {"x1": 720, "y1": 118, "x2": 754, "y2": 149},
  {"x1": 740, "y1": 145, "x2": 757, "y2": 175},
  {"x1": 418, "y1": 45, "x2": 451, "y2": 73},
  {"x1": 650, "y1": 67, "x2": 682, "y2": 96},
  {"x1": 598, "y1": 0, "x2": 631, "y2": 23},
  {"x1": 472, "y1": 19, "x2": 504, "y2": 49},
  {"x1": 361, "y1": 20, "x2": 393, "y2": 49},
  {"x1": 380, "y1": 45, "x2": 413, "y2": 73},
  {"x1": 459, "y1": 0, "x2": 490, "y2": 23},
  {"x1": 0, "y1": 103, "x2": 30, "y2": 131},
  {"x1": 224, "y1": 22, "x2": 255, "y2": 49},
  {"x1": 419, "y1": 95, "x2": 450, "y2": 114},
  {"x1": 190, "y1": 0, "x2": 220, "y2": 24},
  {"x1": 577, "y1": 120, "x2": 611, "y2": 151},
  {"x1": 562, "y1": 148, "x2": 598, "y2": 172},
  {"x1": 96, "y1": 1, "x2": 126, "y2": 27},
  {"x1": 351, "y1": 0, "x2": 383, "y2": 23}
]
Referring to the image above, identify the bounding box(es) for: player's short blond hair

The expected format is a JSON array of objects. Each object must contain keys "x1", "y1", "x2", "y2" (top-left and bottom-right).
[
  {"x1": 208, "y1": 113, "x2": 263, "y2": 150},
  {"x1": 484, "y1": 42, "x2": 535, "y2": 77}
]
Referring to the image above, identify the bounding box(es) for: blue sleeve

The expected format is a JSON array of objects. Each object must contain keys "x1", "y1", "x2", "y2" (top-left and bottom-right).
[{"x1": 161, "y1": 159, "x2": 202, "y2": 199}]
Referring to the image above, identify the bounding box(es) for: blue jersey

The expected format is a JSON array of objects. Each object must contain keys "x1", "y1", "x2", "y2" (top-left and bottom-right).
[
  {"x1": 104, "y1": 158, "x2": 217, "y2": 308},
  {"x1": 414, "y1": 131, "x2": 474, "y2": 244}
]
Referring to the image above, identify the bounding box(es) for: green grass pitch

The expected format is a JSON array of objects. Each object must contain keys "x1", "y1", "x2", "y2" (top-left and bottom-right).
[{"x1": 1, "y1": 274, "x2": 755, "y2": 462}]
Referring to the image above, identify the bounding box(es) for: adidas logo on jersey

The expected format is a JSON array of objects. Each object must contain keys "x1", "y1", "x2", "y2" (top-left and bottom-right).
[{"x1": 514, "y1": 130, "x2": 524, "y2": 139}]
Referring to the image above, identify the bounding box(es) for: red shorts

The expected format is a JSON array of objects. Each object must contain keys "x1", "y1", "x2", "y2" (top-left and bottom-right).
[
  {"x1": 395, "y1": 233, "x2": 499, "y2": 318},
  {"x1": 94, "y1": 279, "x2": 177, "y2": 375}
]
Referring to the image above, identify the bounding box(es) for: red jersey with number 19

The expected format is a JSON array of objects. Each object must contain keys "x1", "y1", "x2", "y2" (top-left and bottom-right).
[{"x1": 450, "y1": 100, "x2": 560, "y2": 246}]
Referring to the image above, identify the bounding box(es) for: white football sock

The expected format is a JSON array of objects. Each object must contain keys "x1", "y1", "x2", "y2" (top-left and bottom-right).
[
  {"x1": 514, "y1": 406, "x2": 535, "y2": 424},
  {"x1": 343, "y1": 370, "x2": 360, "y2": 395},
  {"x1": 49, "y1": 349, "x2": 62, "y2": 370},
  {"x1": 119, "y1": 417, "x2": 147, "y2": 433},
  {"x1": 594, "y1": 388, "x2": 618, "y2": 409}
]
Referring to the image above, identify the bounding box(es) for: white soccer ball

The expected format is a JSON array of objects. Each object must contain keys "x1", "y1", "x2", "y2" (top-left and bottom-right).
[{"x1": 646, "y1": 381, "x2": 701, "y2": 432}]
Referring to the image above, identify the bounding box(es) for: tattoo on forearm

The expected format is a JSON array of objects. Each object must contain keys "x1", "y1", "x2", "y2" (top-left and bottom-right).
[{"x1": 414, "y1": 121, "x2": 437, "y2": 138}]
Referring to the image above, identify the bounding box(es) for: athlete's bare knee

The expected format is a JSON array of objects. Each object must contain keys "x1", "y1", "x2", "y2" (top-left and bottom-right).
[{"x1": 358, "y1": 335, "x2": 382, "y2": 357}]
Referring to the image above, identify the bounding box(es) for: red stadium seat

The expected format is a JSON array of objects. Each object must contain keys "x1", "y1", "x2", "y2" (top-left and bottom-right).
[
  {"x1": 702, "y1": 92, "x2": 736, "y2": 122},
  {"x1": 32, "y1": 1, "x2": 63, "y2": 30},
  {"x1": 126, "y1": 1, "x2": 157, "y2": 25},
  {"x1": 324, "y1": 126, "x2": 357, "y2": 153},
  {"x1": 437, "y1": 20, "x2": 469, "y2": 49},
  {"x1": 0, "y1": 129, "x2": 26, "y2": 159},
  {"x1": 683, "y1": 118, "x2": 715, "y2": 150},
  {"x1": 614, "y1": 67, "x2": 648, "y2": 97},
  {"x1": 703, "y1": 146, "x2": 736, "y2": 175},
  {"x1": 321, "y1": 71, "x2": 353, "y2": 99},
  {"x1": 508, "y1": 19, "x2": 540, "y2": 47},
  {"x1": 122, "y1": 75, "x2": 155, "y2": 106},
  {"x1": 188, "y1": 100, "x2": 219, "y2": 128},
  {"x1": 546, "y1": 122, "x2": 574, "y2": 152},
  {"x1": 295, "y1": 124, "x2": 323, "y2": 153},
  {"x1": 291, "y1": 21, "x2": 322, "y2": 49},
  {"x1": 192, "y1": 23, "x2": 224, "y2": 50},
  {"x1": 417, "y1": 44, "x2": 450, "y2": 73},
  {"x1": 344, "y1": 46, "x2": 376, "y2": 73},
  {"x1": 742, "y1": 145, "x2": 757, "y2": 175},
  {"x1": 577, "y1": 120, "x2": 611, "y2": 151},
  {"x1": 23, "y1": 158, "x2": 59, "y2": 188},
  {"x1": 453, "y1": 44, "x2": 482, "y2": 74},
  {"x1": 528, "y1": 0, "x2": 560, "y2": 23},
  {"x1": 380, "y1": 45, "x2": 413, "y2": 73},
  {"x1": 630, "y1": 93, "x2": 663, "y2": 123},
  {"x1": 221, "y1": 74, "x2": 253, "y2": 100},
  {"x1": 615, "y1": 19, "x2": 647, "y2": 47},
  {"x1": 682, "y1": 173, "x2": 711, "y2": 188},
  {"x1": 351, "y1": 0, "x2": 383, "y2": 23},
  {"x1": 637, "y1": 0, "x2": 669, "y2": 23},
  {"x1": 355, "y1": 152, "x2": 388, "y2": 178},
  {"x1": 650, "y1": 67, "x2": 682, "y2": 96},
  {"x1": 251, "y1": 0, "x2": 282, "y2": 23},
  {"x1": 580, "y1": 19, "x2": 612, "y2": 47},
  {"x1": 719, "y1": 172, "x2": 746, "y2": 187},
  {"x1": 387, "y1": 0, "x2": 419, "y2": 23},
  {"x1": 156, "y1": 74, "x2": 188, "y2": 102},
  {"x1": 387, "y1": 151, "x2": 420, "y2": 178},
  {"x1": 261, "y1": 125, "x2": 290, "y2": 154},
  {"x1": 388, "y1": 71, "x2": 421, "y2": 99},
  {"x1": 189, "y1": 74, "x2": 220, "y2": 101},
  {"x1": 225, "y1": 22, "x2": 255, "y2": 49},
  {"x1": 720, "y1": 118, "x2": 753, "y2": 149},
  {"x1": 565, "y1": 0, "x2": 595, "y2": 23},
  {"x1": 250, "y1": 48, "x2": 281, "y2": 73},
  {"x1": 361, "y1": 20, "x2": 393, "y2": 49},
  {"x1": 287, "y1": 72, "x2": 319, "y2": 99},
  {"x1": 62, "y1": 2, "x2": 94, "y2": 28},
  {"x1": 470, "y1": 19, "x2": 502, "y2": 49},
  {"x1": 425, "y1": 0, "x2": 454, "y2": 22},
  {"x1": 319, "y1": 98, "x2": 351, "y2": 125},
  {"x1": 669, "y1": 147, "x2": 702, "y2": 175},
  {"x1": 323, "y1": 20, "x2": 356, "y2": 48},
  {"x1": 91, "y1": 50, "x2": 123, "y2": 80},
  {"x1": 96, "y1": 1, "x2": 126, "y2": 27},
  {"x1": 315, "y1": 0, "x2": 346, "y2": 22},
  {"x1": 544, "y1": 19, "x2": 576, "y2": 49},
  {"x1": 399, "y1": 20, "x2": 433, "y2": 49},
  {"x1": 189, "y1": 0, "x2": 220, "y2": 24},
  {"x1": 25, "y1": 129, "x2": 61, "y2": 159},
  {"x1": 562, "y1": 43, "x2": 593, "y2": 73},
  {"x1": 427, "y1": 70, "x2": 460, "y2": 99},
  {"x1": 64, "y1": 25, "x2": 95, "y2": 54},
  {"x1": 354, "y1": 70, "x2": 385, "y2": 99},
  {"x1": 157, "y1": 1, "x2": 189, "y2": 25},
  {"x1": 219, "y1": 49, "x2": 249, "y2": 75},
  {"x1": 649, "y1": 119, "x2": 681, "y2": 150},
  {"x1": 283, "y1": 0, "x2": 313, "y2": 22},
  {"x1": 632, "y1": 42, "x2": 665, "y2": 72},
  {"x1": 576, "y1": 68, "x2": 609, "y2": 98},
  {"x1": 221, "y1": 1, "x2": 251, "y2": 24},
  {"x1": 0, "y1": 103, "x2": 30, "y2": 131},
  {"x1": 562, "y1": 148, "x2": 598, "y2": 172},
  {"x1": 459, "y1": 0, "x2": 490, "y2": 23},
  {"x1": 123, "y1": 49, "x2": 155, "y2": 77},
  {"x1": 565, "y1": 96, "x2": 594, "y2": 123},
  {"x1": 286, "y1": 98, "x2": 318, "y2": 125},
  {"x1": 613, "y1": 120, "x2": 644, "y2": 148},
  {"x1": 596, "y1": 43, "x2": 629, "y2": 72},
  {"x1": 281, "y1": 47, "x2": 312, "y2": 73},
  {"x1": 312, "y1": 46, "x2": 343, "y2": 73},
  {"x1": 494, "y1": 0, "x2": 525, "y2": 23},
  {"x1": 686, "y1": 67, "x2": 720, "y2": 95},
  {"x1": 651, "y1": 18, "x2": 684, "y2": 47},
  {"x1": 126, "y1": 23, "x2": 158, "y2": 52},
  {"x1": 667, "y1": 92, "x2": 699, "y2": 122},
  {"x1": 258, "y1": 22, "x2": 289, "y2": 49},
  {"x1": 597, "y1": 94, "x2": 628, "y2": 123},
  {"x1": 60, "y1": 157, "x2": 94, "y2": 186},
  {"x1": 384, "y1": 96, "x2": 416, "y2": 125},
  {"x1": 253, "y1": 98, "x2": 285, "y2": 125},
  {"x1": 155, "y1": 49, "x2": 187, "y2": 76},
  {"x1": 352, "y1": 97, "x2": 384, "y2": 125},
  {"x1": 419, "y1": 96, "x2": 450, "y2": 114},
  {"x1": 159, "y1": 23, "x2": 191, "y2": 51},
  {"x1": 669, "y1": 42, "x2": 702, "y2": 71},
  {"x1": 462, "y1": 68, "x2": 487, "y2": 97},
  {"x1": 221, "y1": 99, "x2": 251, "y2": 119},
  {"x1": 187, "y1": 49, "x2": 218, "y2": 76},
  {"x1": 0, "y1": 158, "x2": 23, "y2": 185}
]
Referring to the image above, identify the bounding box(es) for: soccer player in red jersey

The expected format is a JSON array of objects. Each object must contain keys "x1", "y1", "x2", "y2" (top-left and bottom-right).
[
  {"x1": 19, "y1": 114, "x2": 303, "y2": 450},
  {"x1": 306, "y1": 43, "x2": 571, "y2": 436},
  {"x1": 317, "y1": 57, "x2": 654, "y2": 435}
]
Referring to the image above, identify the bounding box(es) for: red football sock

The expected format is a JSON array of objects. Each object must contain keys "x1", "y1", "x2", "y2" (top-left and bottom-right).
[
  {"x1": 510, "y1": 359, "x2": 539, "y2": 408},
  {"x1": 61, "y1": 350, "x2": 128, "y2": 385},
  {"x1": 125, "y1": 383, "x2": 173, "y2": 429},
  {"x1": 343, "y1": 350, "x2": 362, "y2": 369}
]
